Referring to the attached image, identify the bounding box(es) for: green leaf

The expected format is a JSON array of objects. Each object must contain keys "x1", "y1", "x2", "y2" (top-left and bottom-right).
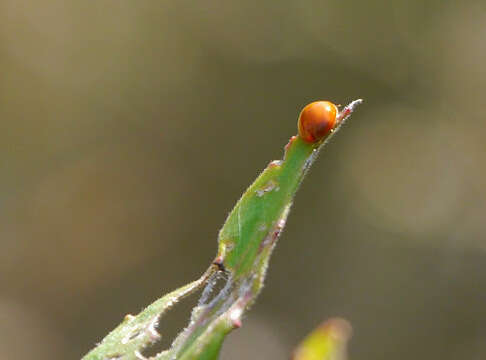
[
  {"x1": 291, "y1": 318, "x2": 352, "y2": 360},
  {"x1": 82, "y1": 274, "x2": 213, "y2": 360},
  {"x1": 82, "y1": 100, "x2": 362, "y2": 360}
]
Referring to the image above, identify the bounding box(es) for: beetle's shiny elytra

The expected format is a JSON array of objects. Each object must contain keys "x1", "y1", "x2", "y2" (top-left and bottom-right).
[{"x1": 298, "y1": 101, "x2": 338, "y2": 143}]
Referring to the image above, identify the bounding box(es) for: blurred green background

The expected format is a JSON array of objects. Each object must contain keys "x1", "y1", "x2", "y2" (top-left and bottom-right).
[{"x1": 1, "y1": 1, "x2": 485, "y2": 359}]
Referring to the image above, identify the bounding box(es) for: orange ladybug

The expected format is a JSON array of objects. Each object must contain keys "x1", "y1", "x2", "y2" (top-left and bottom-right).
[{"x1": 298, "y1": 101, "x2": 338, "y2": 143}]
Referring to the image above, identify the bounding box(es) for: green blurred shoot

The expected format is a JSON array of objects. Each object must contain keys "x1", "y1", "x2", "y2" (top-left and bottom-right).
[
  {"x1": 292, "y1": 318, "x2": 352, "y2": 360},
  {"x1": 82, "y1": 99, "x2": 362, "y2": 360}
]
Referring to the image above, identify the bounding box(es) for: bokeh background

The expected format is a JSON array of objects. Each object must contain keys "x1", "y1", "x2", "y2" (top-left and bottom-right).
[{"x1": 1, "y1": 1, "x2": 485, "y2": 359}]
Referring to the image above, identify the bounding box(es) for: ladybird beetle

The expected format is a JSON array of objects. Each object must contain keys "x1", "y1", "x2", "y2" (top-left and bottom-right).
[{"x1": 298, "y1": 101, "x2": 338, "y2": 143}]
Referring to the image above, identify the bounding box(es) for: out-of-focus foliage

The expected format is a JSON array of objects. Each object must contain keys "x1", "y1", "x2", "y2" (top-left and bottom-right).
[
  {"x1": 292, "y1": 318, "x2": 352, "y2": 360},
  {"x1": 1, "y1": 1, "x2": 485, "y2": 359}
]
